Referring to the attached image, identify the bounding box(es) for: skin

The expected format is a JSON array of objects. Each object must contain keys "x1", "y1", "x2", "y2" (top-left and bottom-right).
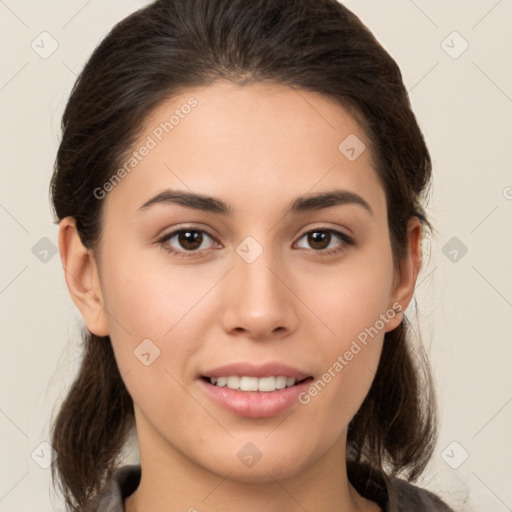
[{"x1": 59, "y1": 80, "x2": 421, "y2": 512}]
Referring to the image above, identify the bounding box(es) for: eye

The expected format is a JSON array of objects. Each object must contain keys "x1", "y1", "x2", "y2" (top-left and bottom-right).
[
  {"x1": 295, "y1": 228, "x2": 354, "y2": 255},
  {"x1": 157, "y1": 227, "x2": 219, "y2": 257},
  {"x1": 157, "y1": 226, "x2": 354, "y2": 259}
]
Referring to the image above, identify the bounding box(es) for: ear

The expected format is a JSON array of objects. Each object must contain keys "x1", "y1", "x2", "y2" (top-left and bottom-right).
[
  {"x1": 384, "y1": 216, "x2": 422, "y2": 332},
  {"x1": 58, "y1": 217, "x2": 109, "y2": 337}
]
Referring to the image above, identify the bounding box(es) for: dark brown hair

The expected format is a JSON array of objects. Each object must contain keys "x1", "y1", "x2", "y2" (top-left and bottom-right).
[{"x1": 50, "y1": 0, "x2": 437, "y2": 510}]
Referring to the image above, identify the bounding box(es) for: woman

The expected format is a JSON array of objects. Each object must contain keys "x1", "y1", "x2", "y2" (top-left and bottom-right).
[{"x1": 50, "y1": 0, "x2": 454, "y2": 510}]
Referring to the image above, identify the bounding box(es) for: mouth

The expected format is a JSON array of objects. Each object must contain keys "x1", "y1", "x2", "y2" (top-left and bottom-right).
[
  {"x1": 199, "y1": 362, "x2": 314, "y2": 418},
  {"x1": 202, "y1": 375, "x2": 312, "y2": 392}
]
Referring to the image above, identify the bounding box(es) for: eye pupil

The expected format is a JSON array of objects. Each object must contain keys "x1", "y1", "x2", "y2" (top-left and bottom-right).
[
  {"x1": 308, "y1": 231, "x2": 330, "y2": 250},
  {"x1": 179, "y1": 230, "x2": 203, "y2": 250},
  {"x1": 168, "y1": 229, "x2": 342, "y2": 255}
]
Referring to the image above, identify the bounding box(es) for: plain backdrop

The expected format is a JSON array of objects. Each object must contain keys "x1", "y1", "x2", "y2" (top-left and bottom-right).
[{"x1": 1, "y1": 1, "x2": 511, "y2": 511}]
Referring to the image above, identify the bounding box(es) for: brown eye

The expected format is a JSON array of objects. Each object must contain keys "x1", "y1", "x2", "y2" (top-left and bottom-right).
[
  {"x1": 159, "y1": 228, "x2": 217, "y2": 255},
  {"x1": 295, "y1": 228, "x2": 354, "y2": 254},
  {"x1": 177, "y1": 230, "x2": 203, "y2": 250},
  {"x1": 307, "y1": 231, "x2": 331, "y2": 250}
]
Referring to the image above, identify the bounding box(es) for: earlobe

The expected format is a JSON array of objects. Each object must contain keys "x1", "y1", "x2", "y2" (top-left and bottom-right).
[
  {"x1": 58, "y1": 217, "x2": 109, "y2": 337},
  {"x1": 385, "y1": 217, "x2": 423, "y2": 332}
]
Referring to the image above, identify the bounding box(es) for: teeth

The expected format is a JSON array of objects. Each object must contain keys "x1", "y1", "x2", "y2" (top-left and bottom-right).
[
  {"x1": 227, "y1": 376, "x2": 240, "y2": 389},
  {"x1": 258, "y1": 376, "x2": 276, "y2": 392},
  {"x1": 209, "y1": 375, "x2": 298, "y2": 392},
  {"x1": 276, "y1": 376, "x2": 287, "y2": 389},
  {"x1": 240, "y1": 376, "x2": 259, "y2": 391}
]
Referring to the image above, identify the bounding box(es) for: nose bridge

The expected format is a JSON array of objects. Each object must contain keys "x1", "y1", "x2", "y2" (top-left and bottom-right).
[{"x1": 220, "y1": 235, "x2": 298, "y2": 338}]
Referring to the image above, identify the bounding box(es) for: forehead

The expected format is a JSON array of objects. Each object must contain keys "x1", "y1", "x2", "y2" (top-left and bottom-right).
[{"x1": 103, "y1": 80, "x2": 386, "y2": 220}]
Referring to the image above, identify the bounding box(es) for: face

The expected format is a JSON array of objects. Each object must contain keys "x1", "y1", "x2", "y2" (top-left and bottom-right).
[{"x1": 67, "y1": 80, "x2": 417, "y2": 483}]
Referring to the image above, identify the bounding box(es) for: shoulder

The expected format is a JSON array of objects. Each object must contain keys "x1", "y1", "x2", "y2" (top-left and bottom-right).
[
  {"x1": 347, "y1": 461, "x2": 454, "y2": 512},
  {"x1": 386, "y1": 475, "x2": 454, "y2": 511},
  {"x1": 81, "y1": 464, "x2": 141, "y2": 512}
]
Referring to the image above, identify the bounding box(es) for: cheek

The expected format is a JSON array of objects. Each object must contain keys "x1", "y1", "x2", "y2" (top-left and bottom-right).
[
  {"x1": 297, "y1": 235, "x2": 394, "y2": 413},
  {"x1": 99, "y1": 251, "x2": 207, "y2": 426},
  {"x1": 100, "y1": 244, "x2": 217, "y2": 339},
  {"x1": 98, "y1": 245, "x2": 227, "y2": 408},
  {"x1": 305, "y1": 238, "x2": 395, "y2": 342}
]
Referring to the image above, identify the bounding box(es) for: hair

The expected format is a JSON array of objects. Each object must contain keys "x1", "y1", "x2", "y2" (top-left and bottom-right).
[{"x1": 49, "y1": 0, "x2": 437, "y2": 510}]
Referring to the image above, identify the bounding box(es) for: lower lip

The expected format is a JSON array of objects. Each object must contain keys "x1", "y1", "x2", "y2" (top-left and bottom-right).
[{"x1": 199, "y1": 378, "x2": 313, "y2": 418}]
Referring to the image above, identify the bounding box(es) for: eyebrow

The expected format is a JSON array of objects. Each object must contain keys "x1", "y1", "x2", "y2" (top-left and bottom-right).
[{"x1": 138, "y1": 188, "x2": 373, "y2": 217}]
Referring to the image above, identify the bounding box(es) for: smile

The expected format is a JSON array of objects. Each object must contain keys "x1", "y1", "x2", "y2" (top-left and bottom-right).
[{"x1": 208, "y1": 375, "x2": 306, "y2": 392}]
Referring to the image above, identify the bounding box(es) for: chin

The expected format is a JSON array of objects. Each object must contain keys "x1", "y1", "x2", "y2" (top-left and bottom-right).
[{"x1": 192, "y1": 438, "x2": 320, "y2": 484}]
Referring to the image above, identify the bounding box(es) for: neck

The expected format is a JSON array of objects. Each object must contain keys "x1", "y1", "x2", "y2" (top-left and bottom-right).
[{"x1": 125, "y1": 419, "x2": 377, "y2": 512}]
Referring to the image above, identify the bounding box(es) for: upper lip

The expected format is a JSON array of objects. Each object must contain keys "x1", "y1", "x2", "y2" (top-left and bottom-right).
[{"x1": 202, "y1": 362, "x2": 312, "y2": 380}]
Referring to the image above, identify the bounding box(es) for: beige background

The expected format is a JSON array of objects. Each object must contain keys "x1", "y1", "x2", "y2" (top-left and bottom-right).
[{"x1": 1, "y1": 1, "x2": 511, "y2": 510}]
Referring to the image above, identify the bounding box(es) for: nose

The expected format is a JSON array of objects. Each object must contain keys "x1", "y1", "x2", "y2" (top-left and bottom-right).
[{"x1": 220, "y1": 245, "x2": 299, "y2": 341}]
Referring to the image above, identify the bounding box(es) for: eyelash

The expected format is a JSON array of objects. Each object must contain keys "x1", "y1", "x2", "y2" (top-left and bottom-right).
[{"x1": 156, "y1": 226, "x2": 355, "y2": 259}]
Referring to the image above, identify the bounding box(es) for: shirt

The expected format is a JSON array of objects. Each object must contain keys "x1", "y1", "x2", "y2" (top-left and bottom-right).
[{"x1": 82, "y1": 462, "x2": 454, "y2": 511}]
